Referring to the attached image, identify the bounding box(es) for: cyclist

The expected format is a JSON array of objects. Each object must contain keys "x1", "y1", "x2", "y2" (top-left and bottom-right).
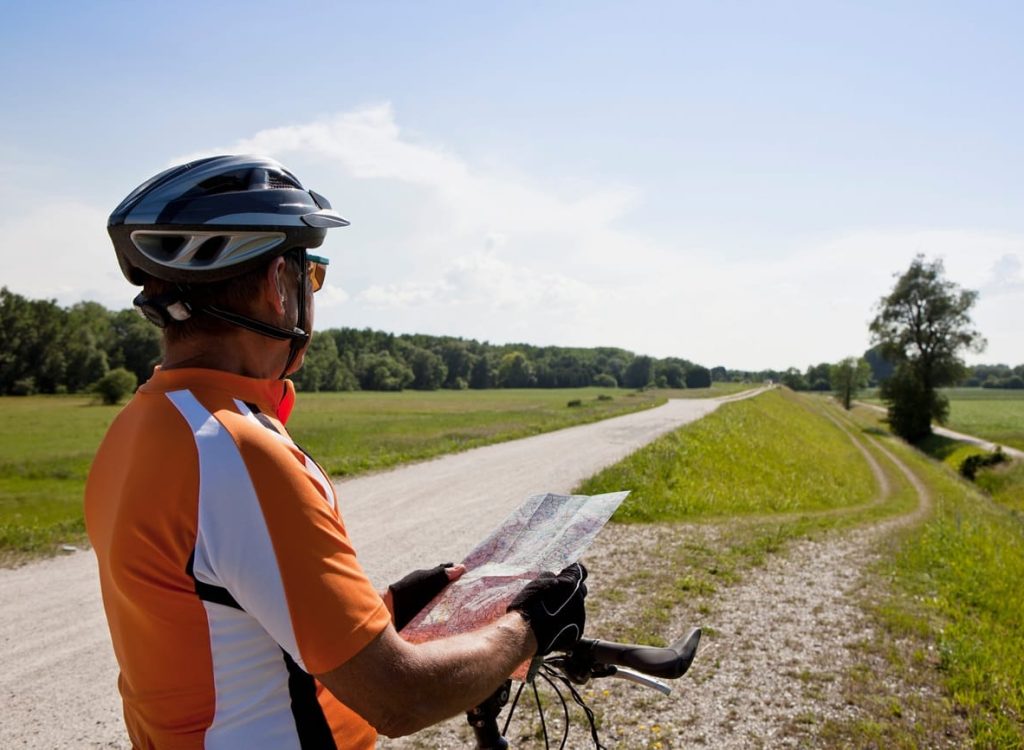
[{"x1": 85, "y1": 155, "x2": 587, "y2": 749}]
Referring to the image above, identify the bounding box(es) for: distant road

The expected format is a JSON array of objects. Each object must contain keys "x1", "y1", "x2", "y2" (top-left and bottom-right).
[{"x1": 0, "y1": 388, "x2": 768, "y2": 748}]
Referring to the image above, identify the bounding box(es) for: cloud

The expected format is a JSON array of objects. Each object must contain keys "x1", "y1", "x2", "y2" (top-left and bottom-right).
[
  {"x1": 315, "y1": 283, "x2": 350, "y2": 308},
  {"x1": 0, "y1": 201, "x2": 130, "y2": 308},
  {"x1": 982, "y1": 253, "x2": 1024, "y2": 296}
]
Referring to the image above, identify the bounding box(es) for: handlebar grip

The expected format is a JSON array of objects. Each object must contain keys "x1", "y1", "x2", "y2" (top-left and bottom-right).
[{"x1": 582, "y1": 627, "x2": 701, "y2": 679}]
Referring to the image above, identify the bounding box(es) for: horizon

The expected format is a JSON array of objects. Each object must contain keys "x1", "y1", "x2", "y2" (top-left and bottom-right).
[{"x1": 2, "y1": 2, "x2": 1021, "y2": 371}]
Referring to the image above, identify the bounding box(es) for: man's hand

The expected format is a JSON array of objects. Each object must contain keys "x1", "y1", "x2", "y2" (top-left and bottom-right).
[
  {"x1": 386, "y1": 562, "x2": 466, "y2": 630},
  {"x1": 507, "y1": 562, "x2": 587, "y2": 655}
]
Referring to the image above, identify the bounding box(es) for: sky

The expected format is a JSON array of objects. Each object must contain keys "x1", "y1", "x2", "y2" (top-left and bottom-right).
[{"x1": 2, "y1": 1, "x2": 1022, "y2": 370}]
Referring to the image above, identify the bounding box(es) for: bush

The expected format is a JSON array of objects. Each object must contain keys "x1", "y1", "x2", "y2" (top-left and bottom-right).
[
  {"x1": 10, "y1": 377, "x2": 37, "y2": 396},
  {"x1": 960, "y1": 448, "x2": 1008, "y2": 481},
  {"x1": 593, "y1": 373, "x2": 617, "y2": 388},
  {"x1": 567, "y1": 399, "x2": 583, "y2": 408},
  {"x1": 92, "y1": 368, "x2": 138, "y2": 405},
  {"x1": 597, "y1": 394, "x2": 613, "y2": 401}
]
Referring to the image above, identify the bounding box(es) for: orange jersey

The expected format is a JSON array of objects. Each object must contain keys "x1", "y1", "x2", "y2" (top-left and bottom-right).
[{"x1": 85, "y1": 367, "x2": 391, "y2": 749}]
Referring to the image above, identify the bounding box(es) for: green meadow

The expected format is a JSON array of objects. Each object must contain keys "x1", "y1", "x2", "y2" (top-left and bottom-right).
[
  {"x1": 942, "y1": 388, "x2": 1024, "y2": 451},
  {"x1": 0, "y1": 383, "x2": 749, "y2": 561}
]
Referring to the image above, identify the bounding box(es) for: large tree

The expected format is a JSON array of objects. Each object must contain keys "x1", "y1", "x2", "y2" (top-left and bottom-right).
[{"x1": 869, "y1": 255, "x2": 985, "y2": 441}]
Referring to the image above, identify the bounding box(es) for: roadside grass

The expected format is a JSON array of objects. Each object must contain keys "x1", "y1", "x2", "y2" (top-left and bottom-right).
[
  {"x1": 0, "y1": 386, "x2": 678, "y2": 563},
  {"x1": 820, "y1": 408, "x2": 1024, "y2": 748},
  {"x1": 578, "y1": 389, "x2": 877, "y2": 521}
]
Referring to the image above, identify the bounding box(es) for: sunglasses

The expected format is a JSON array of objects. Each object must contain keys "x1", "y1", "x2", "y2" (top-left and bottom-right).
[{"x1": 306, "y1": 253, "x2": 329, "y2": 292}]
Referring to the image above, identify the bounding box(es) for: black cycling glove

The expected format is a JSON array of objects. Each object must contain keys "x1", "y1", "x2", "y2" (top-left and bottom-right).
[
  {"x1": 388, "y1": 562, "x2": 456, "y2": 630},
  {"x1": 507, "y1": 562, "x2": 588, "y2": 655}
]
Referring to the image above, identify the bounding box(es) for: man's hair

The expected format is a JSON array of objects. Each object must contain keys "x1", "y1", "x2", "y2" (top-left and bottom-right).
[{"x1": 142, "y1": 249, "x2": 304, "y2": 345}]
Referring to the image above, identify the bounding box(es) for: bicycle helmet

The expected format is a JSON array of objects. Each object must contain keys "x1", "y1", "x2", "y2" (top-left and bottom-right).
[
  {"x1": 108, "y1": 155, "x2": 349, "y2": 378},
  {"x1": 109, "y1": 154, "x2": 348, "y2": 285}
]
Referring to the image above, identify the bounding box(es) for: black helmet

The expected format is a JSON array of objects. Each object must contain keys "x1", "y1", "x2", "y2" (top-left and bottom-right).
[{"x1": 108, "y1": 154, "x2": 349, "y2": 285}]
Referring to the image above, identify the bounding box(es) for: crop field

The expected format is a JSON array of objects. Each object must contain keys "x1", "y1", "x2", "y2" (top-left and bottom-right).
[{"x1": 0, "y1": 384, "x2": 754, "y2": 561}]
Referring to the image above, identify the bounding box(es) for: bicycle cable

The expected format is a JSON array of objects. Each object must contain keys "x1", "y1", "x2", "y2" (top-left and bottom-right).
[
  {"x1": 541, "y1": 664, "x2": 607, "y2": 750},
  {"x1": 532, "y1": 679, "x2": 549, "y2": 748},
  {"x1": 538, "y1": 669, "x2": 571, "y2": 750}
]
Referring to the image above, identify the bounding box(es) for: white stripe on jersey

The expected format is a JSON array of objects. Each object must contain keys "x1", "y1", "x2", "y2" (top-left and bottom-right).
[
  {"x1": 166, "y1": 390, "x2": 310, "y2": 678},
  {"x1": 232, "y1": 399, "x2": 336, "y2": 510},
  {"x1": 202, "y1": 602, "x2": 300, "y2": 750}
]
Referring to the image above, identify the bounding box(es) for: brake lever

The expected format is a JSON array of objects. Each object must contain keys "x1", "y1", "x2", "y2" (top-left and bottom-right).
[{"x1": 611, "y1": 667, "x2": 672, "y2": 695}]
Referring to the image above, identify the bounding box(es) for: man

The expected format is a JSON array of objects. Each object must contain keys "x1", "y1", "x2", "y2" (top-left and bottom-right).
[{"x1": 86, "y1": 155, "x2": 587, "y2": 749}]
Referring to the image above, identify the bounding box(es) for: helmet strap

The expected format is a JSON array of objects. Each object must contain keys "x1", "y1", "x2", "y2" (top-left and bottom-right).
[{"x1": 278, "y1": 248, "x2": 310, "y2": 379}]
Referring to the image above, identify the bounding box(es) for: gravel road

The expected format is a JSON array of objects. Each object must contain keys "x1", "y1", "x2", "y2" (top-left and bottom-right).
[{"x1": 0, "y1": 391, "x2": 764, "y2": 749}]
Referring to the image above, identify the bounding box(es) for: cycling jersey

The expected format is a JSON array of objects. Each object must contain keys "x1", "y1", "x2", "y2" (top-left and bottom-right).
[{"x1": 85, "y1": 367, "x2": 391, "y2": 750}]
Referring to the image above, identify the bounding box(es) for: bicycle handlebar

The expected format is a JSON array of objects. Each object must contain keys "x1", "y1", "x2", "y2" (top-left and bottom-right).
[{"x1": 560, "y1": 627, "x2": 702, "y2": 682}]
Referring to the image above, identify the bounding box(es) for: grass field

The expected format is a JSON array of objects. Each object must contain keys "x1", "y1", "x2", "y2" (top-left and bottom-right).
[
  {"x1": 943, "y1": 389, "x2": 1024, "y2": 452},
  {"x1": 0, "y1": 383, "x2": 755, "y2": 561},
  {"x1": 290, "y1": 387, "x2": 667, "y2": 476}
]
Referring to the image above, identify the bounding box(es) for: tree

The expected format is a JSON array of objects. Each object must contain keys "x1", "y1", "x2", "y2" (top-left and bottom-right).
[
  {"x1": 685, "y1": 366, "x2": 712, "y2": 389},
  {"x1": 869, "y1": 255, "x2": 985, "y2": 442},
  {"x1": 408, "y1": 347, "x2": 447, "y2": 390},
  {"x1": 293, "y1": 332, "x2": 345, "y2": 391},
  {"x1": 830, "y1": 357, "x2": 870, "y2": 410},
  {"x1": 108, "y1": 310, "x2": 162, "y2": 385},
  {"x1": 804, "y1": 362, "x2": 832, "y2": 391},
  {"x1": 622, "y1": 356, "x2": 654, "y2": 389},
  {"x1": 781, "y1": 367, "x2": 808, "y2": 391},
  {"x1": 356, "y1": 351, "x2": 413, "y2": 391},
  {"x1": 497, "y1": 351, "x2": 535, "y2": 388},
  {"x1": 656, "y1": 361, "x2": 686, "y2": 388}
]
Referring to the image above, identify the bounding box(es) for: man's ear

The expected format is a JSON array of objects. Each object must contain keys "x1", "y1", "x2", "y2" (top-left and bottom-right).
[{"x1": 264, "y1": 257, "x2": 288, "y2": 315}]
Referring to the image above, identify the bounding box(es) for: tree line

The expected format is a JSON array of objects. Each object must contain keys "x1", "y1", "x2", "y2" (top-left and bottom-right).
[
  {"x1": 775, "y1": 349, "x2": 1022, "y2": 394},
  {"x1": 3, "y1": 283, "x2": 1016, "y2": 401},
  {"x1": 1, "y1": 287, "x2": 730, "y2": 395}
]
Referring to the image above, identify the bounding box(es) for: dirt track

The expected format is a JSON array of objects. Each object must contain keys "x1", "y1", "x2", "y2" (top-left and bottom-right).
[{"x1": 0, "y1": 391, "x2": 766, "y2": 749}]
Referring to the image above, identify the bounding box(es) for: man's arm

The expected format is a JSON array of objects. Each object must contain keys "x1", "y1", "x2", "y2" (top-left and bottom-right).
[{"x1": 315, "y1": 613, "x2": 535, "y2": 738}]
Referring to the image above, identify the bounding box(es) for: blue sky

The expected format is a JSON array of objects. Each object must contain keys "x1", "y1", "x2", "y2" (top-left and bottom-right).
[{"x1": 2, "y1": 1, "x2": 1021, "y2": 369}]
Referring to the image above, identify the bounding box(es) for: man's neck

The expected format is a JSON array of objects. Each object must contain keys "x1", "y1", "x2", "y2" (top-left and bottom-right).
[{"x1": 162, "y1": 331, "x2": 288, "y2": 380}]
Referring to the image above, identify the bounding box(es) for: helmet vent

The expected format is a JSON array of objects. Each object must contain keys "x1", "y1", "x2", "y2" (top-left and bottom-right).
[
  {"x1": 195, "y1": 173, "x2": 248, "y2": 195},
  {"x1": 192, "y1": 236, "x2": 229, "y2": 263},
  {"x1": 268, "y1": 173, "x2": 300, "y2": 190},
  {"x1": 146, "y1": 234, "x2": 186, "y2": 261}
]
